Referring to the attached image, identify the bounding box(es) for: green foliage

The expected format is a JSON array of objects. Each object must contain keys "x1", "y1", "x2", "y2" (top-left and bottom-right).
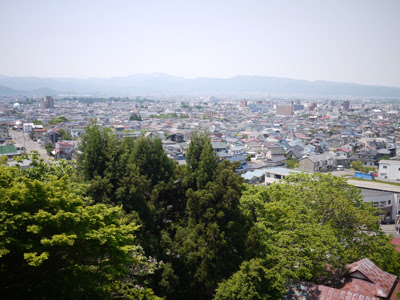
[
  {"x1": 285, "y1": 158, "x2": 299, "y2": 169},
  {"x1": 149, "y1": 113, "x2": 188, "y2": 119},
  {"x1": 130, "y1": 113, "x2": 142, "y2": 121},
  {"x1": 0, "y1": 159, "x2": 158, "y2": 299},
  {"x1": 351, "y1": 161, "x2": 363, "y2": 171},
  {"x1": 351, "y1": 161, "x2": 376, "y2": 174},
  {"x1": 47, "y1": 116, "x2": 69, "y2": 125},
  {"x1": 379, "y1": 155, "x2": 390, "y2": 161},
  {"x1": 78, "y1": 119, "x2": 116, "y2": 181},
  {"x1": 226, "y1": 173, "x2": 400, "y2": 298},
  {"x1": 246, "y1": 154, "x2": 252, "y2": 161},
  {"x1": 215, "y1": 258, "x2": 284, "y2": 300},
  {"x1": 59, "y1": 128, "x2": 72, "y2": 140},
  {"x1": 55, "y1": 126, "x2": 400, "y2": 299},
  {"x1": 172, "y1": 134, "x2": 247, "y2": 299},
  {"x1": 180, "y1": 103, "x2": 190, "y2": 109},
  {"x1": 129, "y1": 136, "x2": 174, "y2": 186},
  {"x1": 32, "y1": 119, "x2": 43, "y2": 125},
  {"x1": 44, "y1": 142, "x2": 55, "y2": 154}
]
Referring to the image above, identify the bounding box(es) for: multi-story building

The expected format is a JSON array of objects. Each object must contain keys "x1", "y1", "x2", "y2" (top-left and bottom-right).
[
  {"x1": 276, "y1": 105, "x2": 293, "y2": 116},
  {"x1": 343, "y1": 99, "x2": 350, "y2": 111},
  {"x1": 378, "y1": 160, "x2": 400, "y2": 180},
  {"x1": 0, "y1": 125, "x2": 9, "y2": 139},
  {"x1": 42, "y1": 96, "x2": 54, "y2": 109}
]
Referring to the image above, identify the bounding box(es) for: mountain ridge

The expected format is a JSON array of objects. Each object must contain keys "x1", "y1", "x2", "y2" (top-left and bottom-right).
[{"x1": 0, "y1": 74, "x2": 399, "y2": 97}]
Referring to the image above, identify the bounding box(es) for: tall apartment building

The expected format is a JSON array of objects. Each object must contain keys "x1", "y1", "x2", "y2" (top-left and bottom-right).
[
  {"x1": 307, "y1": 102, "x2": 317, "y2": 111},
  {"x1": 342, "y1": 100, "x2": 350, "y2": 111},
  {"x1": 42, "y1": 96, "x2": 54, "y2": 109}
]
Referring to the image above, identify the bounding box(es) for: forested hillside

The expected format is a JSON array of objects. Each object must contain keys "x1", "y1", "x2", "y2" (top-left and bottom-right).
[{"x1": 1, "y1": 121, "x2": 399, "y2": 299}]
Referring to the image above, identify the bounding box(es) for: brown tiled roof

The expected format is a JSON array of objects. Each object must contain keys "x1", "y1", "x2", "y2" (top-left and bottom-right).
[
  {"x1": 390, "y1": 281, "x2": 400, "y2": 300},
  {"x1": 285, "y1": 281, "x2": 379, "y2": 300},
  {"x1": 344, "y1": 258, "x2": 397, "y2": 298}
]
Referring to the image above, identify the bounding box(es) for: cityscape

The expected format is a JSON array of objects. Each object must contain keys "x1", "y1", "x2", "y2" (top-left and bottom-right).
[{"x1": 1, "y1": 0, "x2": 400, "y2": 299}]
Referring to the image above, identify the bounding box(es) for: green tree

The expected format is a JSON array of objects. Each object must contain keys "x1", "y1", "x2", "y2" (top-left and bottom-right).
[
  {"x1": 379, "y1": 155, "x2": 390, "y2": 161},
  {"x1": 0, "y1": 160, "x2": 159, "y2": 299},
  {"x1": 285, "y1": 158, "x2": 299, "y2": 169},
  {"x1": 59, "y1": 128, "x2": 72, "y2": 140},
  {"x1": 129, "y1": 136, "x2": 174, "y2": 187},
  {"x1": 215, "y1": 258, "x2": 284, "y2": 300},
  {"x1": 174, "y1": 155, "x2": 247, "y2": 299},
  {"x1": 32, "y1": 119, "x2": 43, "y2": 125},
  {"x1": 130, "y1": 113, "x2": 142, "y2": 121},
  {"x1": 44, "y1": 142, "x2": 55, "y2": 155},
  {"x1": 351, "y1": 161, "x2": 363, "y2": 171},
  {"x1": 77, "y1": 119, "x2": 113, "y2": 181},
  {"x1": 47, "y1": 116, "x2": 69, "y2": 125},
  {"x1": 224, "y1": 173, "x2": 400, "y2": 298}
]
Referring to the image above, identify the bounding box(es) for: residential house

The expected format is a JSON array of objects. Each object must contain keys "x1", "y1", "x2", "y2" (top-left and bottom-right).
[
  {"x1": 336, "y1": 148, "x2": 351, "y2": 157},
  {"x1": 351, "y1": 149, "x2": 379, "y2": 166},
  {"x1": 299, "y1": 151, "x2": 336, "y2": 172},
  {"x1": 229, "y1": 145, "x2": 246, "y2": 156},
  {"x1": 285, "y1": 258, "x2": 399, "y2": 300},
  {"x1": 31, "y1": 128, "x2": 46, "y2": 141},
  {"x1": 167, "y1": 133, "x2": 185, "y2": 143},
  {"x1": 211, "y1": 142, "x2": 228, "y2": 153},
  {"x1": 71, "y1": 128, "x2": 85, "y2": 138},
  {"x1": 44, "y1": 130, "x2": 61, "y2": 144},
  {"x1": 327, "y1": 138, "x2": 342, "y2": 149},
  {"x1": 55, "y1": 141, "x2": 77, "y2": 160}
]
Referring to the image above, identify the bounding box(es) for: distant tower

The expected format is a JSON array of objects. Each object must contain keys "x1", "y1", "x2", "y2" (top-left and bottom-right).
[
  {"x1": 343, "y1": 100, "x2": 350, "y2": 111},
  {"x1": 308, "y1": 102, "x2": 317, "y2": 111},
  {"x1": 42, "y1": 96, "x2": 54, "y2": 109}
]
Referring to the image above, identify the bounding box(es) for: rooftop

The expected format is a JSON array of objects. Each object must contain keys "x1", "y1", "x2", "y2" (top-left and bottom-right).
[{"x1": 265, "y1": 167, "x2": 306, "y2": 177}]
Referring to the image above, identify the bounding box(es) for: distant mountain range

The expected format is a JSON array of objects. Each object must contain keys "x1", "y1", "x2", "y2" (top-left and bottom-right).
[{"x1": 0, "y1": 74, "x2": 399, "y2": 97}]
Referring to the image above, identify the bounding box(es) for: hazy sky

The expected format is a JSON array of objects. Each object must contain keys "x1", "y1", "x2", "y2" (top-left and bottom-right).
[{"x1": 1, "y1": 0, "x2": 399, "y2": 87}]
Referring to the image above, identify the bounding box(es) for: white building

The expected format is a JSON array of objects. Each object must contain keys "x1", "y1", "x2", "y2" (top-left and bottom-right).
[
  {"x1": 378, "y1": 160, "x2": 400, "y2": 180},
  {"x1": 360, "y1": 189, "x2": 398, "y2": 222},
  {"x1": 23, "y1": 123, "x2": 34, "y2": 133},
  {"x1": 264, "y1": 167, "x2": 306, "y2": 185}
]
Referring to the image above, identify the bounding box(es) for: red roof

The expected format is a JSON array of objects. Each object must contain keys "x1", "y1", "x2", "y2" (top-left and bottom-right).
[
  {"x1": 287, "y1": 281, "x2": 379, "y2": 300},
  {"x1": 337, "y1": 148, "x2": 351, "y2": 153},
  {"x1": 391, "y1": 238, "x2": 400, "y2": 252},
  {"x1": 342, "y1": 258, "x2": 397, "y2": 298}
]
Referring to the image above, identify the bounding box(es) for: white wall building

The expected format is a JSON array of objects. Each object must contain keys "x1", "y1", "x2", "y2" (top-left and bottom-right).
[{"x1": 378, "y1": 160, "x2": 400, "y2": 180}]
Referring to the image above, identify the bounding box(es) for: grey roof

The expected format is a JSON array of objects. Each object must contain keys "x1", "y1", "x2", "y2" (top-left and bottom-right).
[
  {"x1": 301, "y1": 151, "x2": 335, "y2": 163},
  {"x1": 377, "y1": 149, "x2": 391, "y2": 155},
  {"x1": 379, "y1": 159, "x2": 400, "y2": 165},
  {"x1": 264, "y1": 167, "x2": 306, "y2": 176}
]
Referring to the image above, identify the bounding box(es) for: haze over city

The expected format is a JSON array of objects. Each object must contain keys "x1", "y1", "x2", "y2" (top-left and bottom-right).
[{"x1": 1, "y1": 0, "x2": 400, "y2": 87}]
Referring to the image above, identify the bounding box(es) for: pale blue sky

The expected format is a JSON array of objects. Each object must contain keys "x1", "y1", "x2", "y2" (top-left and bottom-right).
[{"x1": 0, "y1": 0, "x2": 399, "y2": 86}]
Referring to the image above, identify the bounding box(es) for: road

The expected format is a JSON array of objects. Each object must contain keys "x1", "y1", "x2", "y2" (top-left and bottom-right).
[
  {"x1": 381, "y1": 224, "x2": 400, "y2": 238},
  {"x1": 9, "y1": 129, "x2": 52, "y2": 163}
]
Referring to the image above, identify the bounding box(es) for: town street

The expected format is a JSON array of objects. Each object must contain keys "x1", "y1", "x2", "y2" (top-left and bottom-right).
[{"x1": 9, "y1": 129, "x2": 52, "y2": 163}]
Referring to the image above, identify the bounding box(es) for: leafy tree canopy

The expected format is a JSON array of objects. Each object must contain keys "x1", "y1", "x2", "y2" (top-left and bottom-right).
[{"x1": 0, "y1": 157, "x2": 159, "y2": 299}]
